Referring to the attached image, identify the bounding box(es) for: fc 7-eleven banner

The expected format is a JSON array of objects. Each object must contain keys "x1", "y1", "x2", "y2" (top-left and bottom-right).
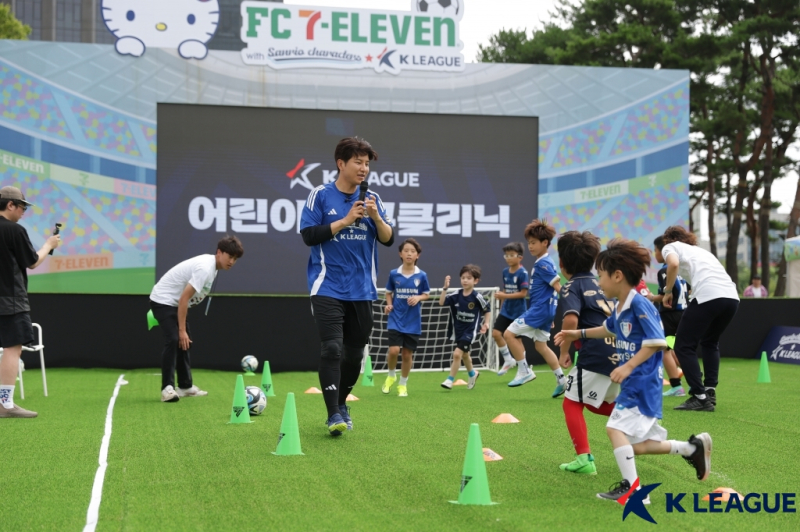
[{"x1": 240, "y1": 1, "x2": 466, "y2": 74}]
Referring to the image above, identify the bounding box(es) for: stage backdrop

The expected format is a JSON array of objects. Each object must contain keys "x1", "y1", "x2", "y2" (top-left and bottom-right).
[
  {"x1": 157, "y1": 105, "x2": 536, "y2": 293},
  {"x1": 0, "y1": 38, "x2": 689, "y2": 294}
]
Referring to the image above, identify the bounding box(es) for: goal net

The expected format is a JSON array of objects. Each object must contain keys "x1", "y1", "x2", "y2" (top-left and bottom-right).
[{"x1": 366, "y1": 288, "x2": 500, "y2": 373}]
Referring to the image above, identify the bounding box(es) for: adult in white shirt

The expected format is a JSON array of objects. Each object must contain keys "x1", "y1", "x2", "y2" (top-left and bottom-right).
[
  {"x1": 150, "y1": 236, "x2": 243, "y2": 402},
  {"x1": 661, "y1": 226, "x2": 739, "y2": 412}
]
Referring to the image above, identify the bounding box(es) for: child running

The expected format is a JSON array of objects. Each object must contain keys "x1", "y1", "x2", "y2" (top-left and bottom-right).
[
  {"x1": 555, "y1": 238, "x2": 711, "y2": 503},
  {"x1": 503, "y1": 219, "x2": 566, "y2": 397},
  {"x1": 382, "y1": 238, "x2": 430, "y2": 397},
  {"x1": 439, "y1": 265, "x2": 491, "y2": 390},
  {"x1": 493, "y1": 242, "x2": 530, "y2": 374},
  {"x1": 555, "y1": 231, "x2": 618, "y2": 475}
]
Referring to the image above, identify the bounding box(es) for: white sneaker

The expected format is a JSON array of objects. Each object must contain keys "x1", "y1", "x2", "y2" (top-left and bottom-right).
[
  {"x1": 468, "y1": 370, "x2": 480, "y2": 389},
  {"x1": 497, "y1": 360, "x2": 517, "y2": 376},
  {"x1": 440, "y1": 378, "x2": 453, "y2": 390},
  {"x1": 177, "y1": 385, "x2": 208, "y2": 397},
  {"x1": 161, "y1": 385, "x2": 180, "y2": 402}
]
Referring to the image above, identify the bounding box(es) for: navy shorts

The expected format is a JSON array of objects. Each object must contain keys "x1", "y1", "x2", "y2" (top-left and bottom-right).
[{"x1": 387, "y1": 330, "x2": 420, "y2": 352}]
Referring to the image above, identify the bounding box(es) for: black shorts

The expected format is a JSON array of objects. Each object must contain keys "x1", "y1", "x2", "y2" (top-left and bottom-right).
[
  {"x1": 660, "y1": 311, "x2": 683, "y2": 338},
  {"x1": 387, "y1": 330, "x2": 420, "y2": 352},
  {"x1": 493, "y1": 314, "x2": 515, "y2": 333},
  {"x1": 310, "y1": 296, "x2": 374, "y2": 347},
  {"x1": 454, "y1": 340, "x2": 473, "y2": 353},
  {"x1": 0, "y1": 312, "x2": 34, "y2": 348}
]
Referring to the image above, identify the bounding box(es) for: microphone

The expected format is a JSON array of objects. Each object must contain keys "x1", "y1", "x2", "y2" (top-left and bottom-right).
[
  {"x1": 48, "y1": 223, "x2": 62, "y2": 256},
  {"x1": 356, "y1": 182, "x2": 369, "y2": 223}
]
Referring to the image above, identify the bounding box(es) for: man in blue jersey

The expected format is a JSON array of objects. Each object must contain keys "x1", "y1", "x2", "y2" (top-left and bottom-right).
[
  {"x1": 503, "y1": 220, "x2": 566, "y2": 396},
  {"x1": 556, "y1": 239, "x2": 711, "y2": 504},
  {"x1": 493, "y1": 242, "x2": 530, "y2": 374},
  {"x1": 555, "y1": 231, "x2": 618, "y2": 475},
  {"x1": 438, "y1": 265, "x2": 491, "y2": 390},
  {"x1": 300, "y1": 137, "x2": 394, "y2": 436},
  {"x1": 382, "y1": 238, "x2": 430, "y2": 397}
]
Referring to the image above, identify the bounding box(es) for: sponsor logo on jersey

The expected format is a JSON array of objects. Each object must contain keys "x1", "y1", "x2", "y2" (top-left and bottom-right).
[{"x1": 584, "y1": 290, "x2": 597, "y2": 296}]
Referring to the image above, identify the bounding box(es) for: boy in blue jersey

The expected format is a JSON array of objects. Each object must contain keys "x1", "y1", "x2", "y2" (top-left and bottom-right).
[
  {"x1": 382, "y1": 238, "x2": 430, "y2": 397},
  {"x1": 503, "y1": 220, "x2": 566, "y2": 397},
  {"x1": 555, "y1": 239, "x2": 711, "y2": 503},
  {"x1": 438, "y1": 265, "x2": 491, "y2": 390},
  {"x1": 555, "y1": 231, "x2": 618, "y2": 475},
  {"x1": 651, "y1": 236, "x2": 689, "y2": 397},
  {"x1": 300, "y1": 137, "x2": 394, "y2": 437},
  {"x1": 492, "y1": 242, "x2": 530, "y2": 374}
]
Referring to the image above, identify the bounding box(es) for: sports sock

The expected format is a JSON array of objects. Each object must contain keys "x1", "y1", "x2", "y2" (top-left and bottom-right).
[
  {"x1": 388, "y1": 370, "x2": 396, "y2": 378},
  {"x1": 562, "y1": 398, "x2": 590, "y2": 455},
  {"x1": 446, "y1": 376, "x2": 455, "y2": 382},
  {"x1": 399, "y1": 376, "x2": 408, "y2": 386},
  {"x1": 613, "y1": 445, "x2": 637, "y2": 486},
  {"x1": 468, "y1": 370, "x2": 476, "y2": 378},
  {"x1": 318, "y1": 359, "x2": 341, "y2": 418},
  {"x1": 670, "y1": 378, "x2": 682, "y2": 388},
  {"x1": 696, "y1": 393, "x2": 707, "y2": 400},
  {"x1": 668, "y1": 440, "x2": 696, "y2": 457},
  {"x1": 338, "y1": 357, "x2": 362, "y2": 406},
  {"x1": 0, "y1": 385, "x2": 14, "y2": 409},
  {"x1": 586, "y1": 401, "x2": 615, "y2": 416},
  {"x1": 553, "y1": 367, "x2": 565, "y2": 382},
  {"x1": 499, "y1": 345, "x2": 512, "y2": 362}
]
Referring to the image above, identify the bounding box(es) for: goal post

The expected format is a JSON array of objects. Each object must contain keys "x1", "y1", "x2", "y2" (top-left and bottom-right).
[{"x1": 365, "y1": 287, "x2": 500, "y2": 373}]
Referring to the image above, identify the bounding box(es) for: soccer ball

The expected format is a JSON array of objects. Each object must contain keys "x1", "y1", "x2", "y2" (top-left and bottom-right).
[
  {"x1": 241, "y1": 355, "x2": 258, "y2": 373},
  {"x1": 416, "y1": 0, "x2": 460, "y2": 16},
  {"x1": 245, "y1": 386, "x2": 267, "y2": 416}
]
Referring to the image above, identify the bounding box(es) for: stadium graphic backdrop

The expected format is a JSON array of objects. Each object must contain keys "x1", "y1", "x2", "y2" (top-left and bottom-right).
[{"x1": 0, "y1": 0, "x2": 689, "y2": 294}]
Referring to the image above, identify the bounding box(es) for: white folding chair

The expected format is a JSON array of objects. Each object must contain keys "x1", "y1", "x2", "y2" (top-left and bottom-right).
[{"x1": 0, "y1": 323, "x2": 48, "y2": 400}]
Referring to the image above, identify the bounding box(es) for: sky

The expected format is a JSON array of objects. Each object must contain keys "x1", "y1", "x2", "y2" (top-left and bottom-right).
[{"x1": 284, "y1": 0, "x2": 799, "y2": 215}]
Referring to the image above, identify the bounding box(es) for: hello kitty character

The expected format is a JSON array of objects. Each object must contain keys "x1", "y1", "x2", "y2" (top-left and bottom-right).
[{"x1": 102, "y1": 0, "x2": 220, "y2": 60}]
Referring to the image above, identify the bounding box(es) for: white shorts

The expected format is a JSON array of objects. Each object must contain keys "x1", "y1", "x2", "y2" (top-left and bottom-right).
[
  {"x1": 564, "y1": 366, "x2": 619, "y2": 408},
  {"x1": 606, "y1": 404, "x2": 668, "y2": 445},
  {"x1": 507, "y1": 318, "x2": 550, "y2": 342}
]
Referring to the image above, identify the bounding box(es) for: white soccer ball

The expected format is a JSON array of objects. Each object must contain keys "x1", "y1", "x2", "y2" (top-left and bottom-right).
[
  {"x1": 241, "y1": 355, "x2": 258, "y2": 373},
  {"x1": 246, "y1": 386, "x2": 267, "y2": 415},
  {"x1": 416, "y1": 0, "x2": 460, "y2": 16}
]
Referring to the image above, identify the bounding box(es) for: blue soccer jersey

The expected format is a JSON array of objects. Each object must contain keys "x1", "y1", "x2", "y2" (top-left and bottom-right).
[
  {"x1": 499, "y1": 266, "x2": 530, "y2": 320},
  {"x1": 558, "y1": 273, "x2": 617, "y2": 376},
  {"x1": 444, "y1": 290, "x2": 490, "y2": 344},
  {"x1": 300, "y1": 183, "x2": 393, "y2": 301},
  {"x1": 603, "y1": 289, "x2": 667, "y2": 418},
  {"x1": 520, "y1": 254, "x2": 559, "y2": 331},
  {"x1": 657, "y1": 266, "x2": 690, "y2": 313},
  {"x1": 385, "y1": 266, "x2": 430, "y2": 335}
]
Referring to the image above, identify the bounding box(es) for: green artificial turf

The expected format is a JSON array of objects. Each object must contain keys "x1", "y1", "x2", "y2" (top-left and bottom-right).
[{"x1": 5, "y1": 360, "x2": 799, "y2": 531}]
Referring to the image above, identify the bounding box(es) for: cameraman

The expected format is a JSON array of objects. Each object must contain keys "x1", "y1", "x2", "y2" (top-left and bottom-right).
[{"x1": 0, "y1": 186, "x2": 60, "y2": 418}]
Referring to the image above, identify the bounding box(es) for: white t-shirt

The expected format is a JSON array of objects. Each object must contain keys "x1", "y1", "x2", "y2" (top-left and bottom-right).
[
  {"x1": 150, "y1": 254, "x2": 218, "y2": 307},
  {"x1": 661, "y1": 242, "x2": 739, "y2": 304}
]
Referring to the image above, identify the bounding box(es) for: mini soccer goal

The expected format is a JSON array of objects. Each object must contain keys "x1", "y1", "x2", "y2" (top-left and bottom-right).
[{"x1": 366, "y1": 288, "x2": 500, "y2": 372}]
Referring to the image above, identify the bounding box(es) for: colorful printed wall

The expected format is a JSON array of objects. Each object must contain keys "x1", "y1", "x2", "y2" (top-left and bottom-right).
[{"x1": 0, "y1": 40, "x2": 688, "y2": 294}]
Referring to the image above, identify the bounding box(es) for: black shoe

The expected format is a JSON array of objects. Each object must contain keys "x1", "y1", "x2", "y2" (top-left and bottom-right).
[
  {"x1": 705, "y1": 388, "x2": 716, "y2": 406},
  {"x1": 683, "y1": 433, "x2": 712, "y2": 480},
  {"x1": 597, "y1": 479, "x2": 632, "y2": 501},
  {"x1": 674, "y1": 395, "x2": 714, "y2": 412}
]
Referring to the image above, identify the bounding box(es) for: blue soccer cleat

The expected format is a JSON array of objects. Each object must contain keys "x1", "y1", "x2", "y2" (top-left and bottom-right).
[
  {"x1": 552, "y1": 382, "x2": 566, "y2": 398},
  {"x1": 327, "y1": 413, "x2": 347, "y2": 436},
  {"x1": 339, "y1": 404, "x2": 353, "y2": 431},
  {"x1": 508, "y1": 371, "x2": 536, "y2": 387}
]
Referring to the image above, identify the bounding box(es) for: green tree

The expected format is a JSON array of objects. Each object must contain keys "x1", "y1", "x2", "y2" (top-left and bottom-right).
[{"x1": 0, "y1": 5, "x2": 31, "y2": 40}]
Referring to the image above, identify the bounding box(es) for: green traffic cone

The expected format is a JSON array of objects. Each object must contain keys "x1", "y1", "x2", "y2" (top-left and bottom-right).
[
  {"x1": 450, "y1": 423, "x2": 497, "y2": 505},
  {"x1": 361, "y1": 354, "x2": 374, "y2": 386},
  {"x1": 261, "y1": 361, "x2": 276, "y2": 397},
  {"x1": 273, "y1": 393, "x2": 303, "y2": 456},
  {"x1": 757, "y1": 351, "x2": 771, "y2": 383},
  {"x1": 229, "y1": 375, "x2": 253, "y2": 424},
  {"x1": 147, "y1": 309, "x2": 159, "y2": 330}
]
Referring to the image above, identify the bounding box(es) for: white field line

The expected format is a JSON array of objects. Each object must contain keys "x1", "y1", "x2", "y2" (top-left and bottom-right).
[{"x1": 83, "y1": 374, "x2": 127, "y2": 532}]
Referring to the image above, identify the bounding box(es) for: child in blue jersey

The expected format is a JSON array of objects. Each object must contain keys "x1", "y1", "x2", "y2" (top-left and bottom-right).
[
  {"x1": 438, "y1": 264, "x2": 491, "y2": 390},
  {"x1": 492, "y1": 242, "x2": 530, "y2": 374},
  {"x1": 555, "y1": 231, "x2": 619, "y2": 476},
  {"x1": 503, "y1": 220, "x2": 566, "y2": 397},
  {"x1": 650, "y1": 235, "x2": 689, "y2": 397},
  {"x1": 382, "y1": 238, "x2": 430, "y2": 397},
  {"x1": 555, "y1": 239, "x2": 711, "y2": 503}
]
